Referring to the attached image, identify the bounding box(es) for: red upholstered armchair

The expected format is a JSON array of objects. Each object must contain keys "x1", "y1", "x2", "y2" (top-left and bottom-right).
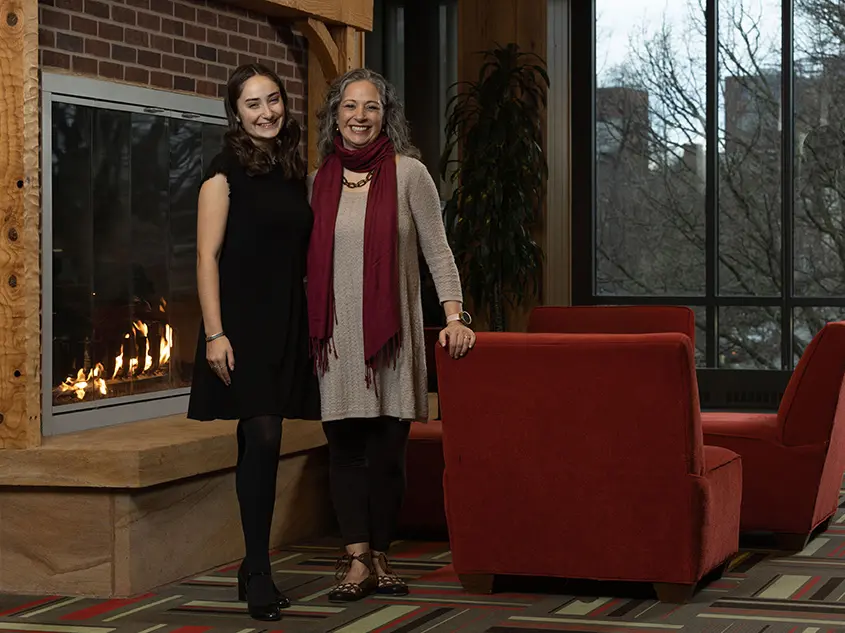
[
  {"x1": 436, "y1": 332, "x2": 742, "y2": 602},
  {"x1": 528, "y1": 305, "x2": 696, "y2": 347},
  {"x1": 701, "y1": 322, "x2": 845, "y2": 548}
]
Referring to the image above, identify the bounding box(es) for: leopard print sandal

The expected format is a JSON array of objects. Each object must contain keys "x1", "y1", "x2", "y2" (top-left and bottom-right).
[
  {"x1": 374, "y1": 552, "x2": 409, "y2": 596},
  {"x1": 328, "y1": 552, "x2": 378, "y2": 603}
]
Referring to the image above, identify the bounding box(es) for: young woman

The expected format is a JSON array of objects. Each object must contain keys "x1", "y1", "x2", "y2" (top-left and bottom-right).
[{"x1": 188, "y1": 63, "x2": 319, "y2": 621}]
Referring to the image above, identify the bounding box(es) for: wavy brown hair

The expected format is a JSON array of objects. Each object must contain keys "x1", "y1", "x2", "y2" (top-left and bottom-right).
[
  {"x1": 223, "y1": 63, "x2": 305, "y2": 180},
  {"x1": 316, "y1": 68, "x2": 420, "y2": 163}
]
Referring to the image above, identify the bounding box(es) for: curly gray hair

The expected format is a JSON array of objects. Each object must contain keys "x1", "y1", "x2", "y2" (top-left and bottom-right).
[{"x1": 315, "y1": 68, "x2": 421, "y2": 163}]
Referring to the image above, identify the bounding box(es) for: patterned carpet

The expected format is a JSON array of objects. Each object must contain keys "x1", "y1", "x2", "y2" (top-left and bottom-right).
[{"x1": 6, "y1": 509, "x2": 845, "y2": 633}]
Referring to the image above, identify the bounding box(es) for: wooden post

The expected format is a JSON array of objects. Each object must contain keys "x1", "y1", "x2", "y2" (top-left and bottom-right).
[
  {"x1": 307, "y1": 48, "x2": 329, "y2": 170},
  {"x1": 332, "y1": 25, "x2": 364, "y2": 74},
  {"x1": 0, "y1": 0, "x2": 41, "y2": 449}
]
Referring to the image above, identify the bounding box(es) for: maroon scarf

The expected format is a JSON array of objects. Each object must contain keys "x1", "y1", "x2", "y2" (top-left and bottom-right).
[{"x1": 307, "y1": 134, "x2": 400, "y2": 387}]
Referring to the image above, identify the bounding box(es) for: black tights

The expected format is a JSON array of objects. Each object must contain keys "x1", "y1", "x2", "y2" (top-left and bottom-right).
[
  {"x1": 236, "y1": 415, "x2": 283, "y2": 574},
  {"x1": 323, "y1": 417, "x2": 411, "y2": 552}
]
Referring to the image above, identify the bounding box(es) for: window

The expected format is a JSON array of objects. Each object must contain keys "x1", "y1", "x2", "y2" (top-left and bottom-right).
[
  {"x1": 42, "y1": 74, "x2": 227, "y2": 435},
  {"x1": 571, "y1": 0, "x2": 845, "y2": 399}
]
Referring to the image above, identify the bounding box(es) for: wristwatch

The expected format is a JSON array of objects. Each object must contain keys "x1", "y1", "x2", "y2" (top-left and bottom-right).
[{"x1": 446, "y1": 310, "x2": 472, "y2": 326}]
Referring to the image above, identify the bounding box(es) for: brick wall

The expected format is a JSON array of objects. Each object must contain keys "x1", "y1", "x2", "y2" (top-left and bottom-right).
[{"x1": 37, "y1": 0, "x2": 308, "y2": 124}]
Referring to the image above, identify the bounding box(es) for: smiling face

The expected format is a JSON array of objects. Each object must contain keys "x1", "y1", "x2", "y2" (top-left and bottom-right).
[
  {"x1": 337, "y1": 80, "x2": 384, "y2": 150},
  {"x1": 235, "y1": 74, "x2": 285, "y2": 145}
]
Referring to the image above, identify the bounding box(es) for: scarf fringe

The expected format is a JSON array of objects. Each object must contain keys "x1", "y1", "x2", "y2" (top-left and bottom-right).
[
  {"x1": 310, "y1": 296, "x2": 338, "y2": 376},
  {"x1": 364, "y1": 331, "x2": 402, "y2": 397},
  {"x1": 310, "y1": 336, "x2": 337, "y2": 376}
]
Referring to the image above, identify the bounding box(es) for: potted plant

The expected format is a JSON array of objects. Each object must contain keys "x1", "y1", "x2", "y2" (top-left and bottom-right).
[{"x1": 440, "y1": 42, "x2": 549, "y2": 331}]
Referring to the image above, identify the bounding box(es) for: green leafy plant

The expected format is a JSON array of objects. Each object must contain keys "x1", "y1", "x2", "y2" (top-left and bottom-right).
[{"x1": 440, "y1": 43, "x2": 549, "y2": 331}]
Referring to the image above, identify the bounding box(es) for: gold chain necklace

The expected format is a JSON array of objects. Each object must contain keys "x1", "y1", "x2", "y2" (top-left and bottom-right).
[{"x1": 342, "y1": 170, "x2": 375, "y2": 188}]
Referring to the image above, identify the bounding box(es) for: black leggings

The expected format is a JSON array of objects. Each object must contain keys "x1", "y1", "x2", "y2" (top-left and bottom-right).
[
  {"x1": 236, "y1": 415, "x2": 283, "y2": 574},
  {"x1": 323, "y1": 417, "x2": 411, "y2": 552}
]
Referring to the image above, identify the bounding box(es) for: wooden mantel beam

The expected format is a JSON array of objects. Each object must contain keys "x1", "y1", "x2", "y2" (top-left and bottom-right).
[
  {"x1": 228, "y1": 0, "x2": 372, "y2": 31},
  {"x1": 0, "y1": 0, "x2": 41, "y2": 448}
]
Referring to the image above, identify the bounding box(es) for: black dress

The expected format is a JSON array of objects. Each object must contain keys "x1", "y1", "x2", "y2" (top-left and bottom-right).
[{"x1": 187, "y1": 146, "x2": 320, "y2": 421}]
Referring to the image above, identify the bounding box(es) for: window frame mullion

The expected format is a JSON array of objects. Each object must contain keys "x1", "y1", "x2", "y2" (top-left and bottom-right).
[
  {"x1": 705, "y1": 0, "x2": 720, "y2": 368},
  {"x1": 781, "y1": 0, "x2": 796, "y2": 370}
]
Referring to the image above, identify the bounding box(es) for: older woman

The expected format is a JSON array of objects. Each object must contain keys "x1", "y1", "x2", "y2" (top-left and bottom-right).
[{"x1": 307, "y1": 68, "x2": 475, "y2": 602}]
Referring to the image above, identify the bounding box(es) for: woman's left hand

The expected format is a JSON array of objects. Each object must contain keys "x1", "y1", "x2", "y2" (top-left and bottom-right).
[{"x1": 439, "y1": 322, "x2": 476, "y2": 359}]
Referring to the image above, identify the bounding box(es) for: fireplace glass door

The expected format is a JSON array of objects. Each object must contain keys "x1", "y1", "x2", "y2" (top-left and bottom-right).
[{"x1": 43, "y1": 74, "x2": 227, "y2": 434}]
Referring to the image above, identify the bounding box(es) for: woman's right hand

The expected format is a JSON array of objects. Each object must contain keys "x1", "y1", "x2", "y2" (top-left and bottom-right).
[{"x1": 206, "y1": 336, "x2": 235, "y2": 386}]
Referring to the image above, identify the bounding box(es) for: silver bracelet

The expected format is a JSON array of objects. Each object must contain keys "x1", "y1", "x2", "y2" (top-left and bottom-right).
[{"x1": 205, "y1": 331, "x2": 225, "y2": 342}]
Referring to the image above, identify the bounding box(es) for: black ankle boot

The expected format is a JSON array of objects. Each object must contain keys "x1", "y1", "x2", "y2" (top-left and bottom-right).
[
  {"x1": 237, "y1": 564, "x2": 289, "y2": 620},
  {"x1": 238, "y1": 561, "x2": 291, "y2": 608}
]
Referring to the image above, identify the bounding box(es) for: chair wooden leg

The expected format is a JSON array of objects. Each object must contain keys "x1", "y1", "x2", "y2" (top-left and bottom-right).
[
  {"x1": 459, "y1": 573, "x2": 495, "y2": 594},
  {"x1": 773, "y1": 531, "x2": 811, "y2": 551},
  {"x1": 710, "y1": 560, "x2": 729, "y2": 580},
  {"x1": 774, "y1": 519, "x2": 833, "y2": 551},
  {"x1": 653, "y1": 582, "x2": 695, "y2": 603}
]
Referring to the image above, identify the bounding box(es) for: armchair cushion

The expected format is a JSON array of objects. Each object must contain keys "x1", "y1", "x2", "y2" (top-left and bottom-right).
[
  {"x1": 702, "y1": 412, "x2": 780, "y2": 443},
  {"x1": 704, "y1": 445, "x2": 743, "y2": 472}
]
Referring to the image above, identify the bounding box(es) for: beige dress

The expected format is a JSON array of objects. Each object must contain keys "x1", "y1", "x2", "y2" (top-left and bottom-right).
[{"x1": 307, "y1": 155, "x2": 463, "y2": 422}]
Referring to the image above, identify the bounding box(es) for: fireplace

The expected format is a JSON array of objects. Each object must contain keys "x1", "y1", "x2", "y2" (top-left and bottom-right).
[{"x1": 42, "y1": 74, "x2": 227, "y2": 435}]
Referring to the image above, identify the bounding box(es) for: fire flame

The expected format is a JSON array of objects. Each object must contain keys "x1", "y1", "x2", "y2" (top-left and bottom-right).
[
  {"x1": 134, "y1": 321, "x2": 154, "y2": 372},
  {"x1": 57, "y1": 319, "x2": 174, "y2": 400},
  {"x1": 58, "y1": 363, "x2": 107, "y2": 400},
  {"x1": 160, "y1": 324, "x2": 173, "y2": 366}
]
